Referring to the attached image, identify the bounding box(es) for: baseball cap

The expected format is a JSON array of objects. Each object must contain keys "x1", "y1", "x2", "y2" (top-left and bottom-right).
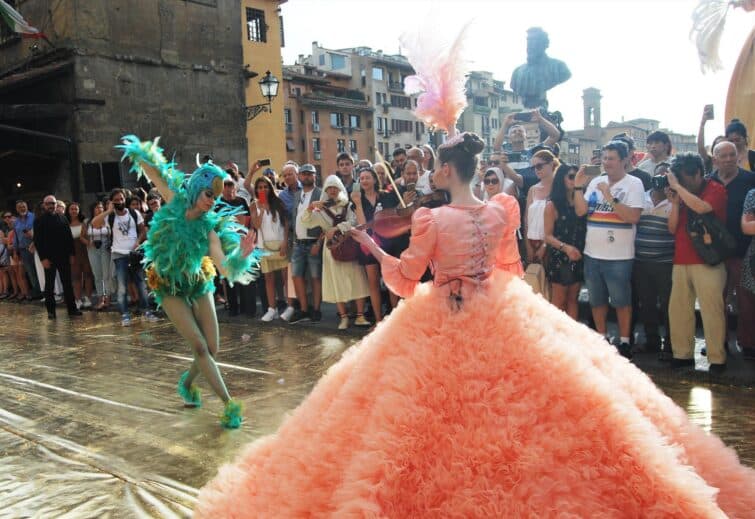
[{"x1": 299, "y1": 164, "x2": 316, "y2": 174}]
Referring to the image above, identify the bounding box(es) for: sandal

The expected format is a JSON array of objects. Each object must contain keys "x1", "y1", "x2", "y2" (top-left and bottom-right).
[{"x1": 177, "y1": 371, "x2": 202, "y2": 408}]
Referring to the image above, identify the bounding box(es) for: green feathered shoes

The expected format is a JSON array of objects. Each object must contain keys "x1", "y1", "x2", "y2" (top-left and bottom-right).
[
  {"x1": 220, "y1": 399, "x2": 243, "y2": 429},
  {"x1": 177, "y1": 371, "x2": 202, "y2": 408}
]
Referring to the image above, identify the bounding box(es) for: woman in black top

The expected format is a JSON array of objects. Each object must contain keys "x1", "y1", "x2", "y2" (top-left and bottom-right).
[
  {"x1": 543, "y1": 164, "x2": 586, "y2": 320},
  {"x1": 351, "y1": 165, "x2": 391, "y2": 323}
]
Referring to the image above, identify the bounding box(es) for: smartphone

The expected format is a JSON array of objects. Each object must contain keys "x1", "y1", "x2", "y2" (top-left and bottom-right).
[
  {"x1": 258, "y1": 158, "x2": 271, "y2": 166},
  {"x1": 584, "y1": 165, "x2": 601, "y2": 177},
  {"x1": 506, "y1": 151, "x2": 522, "y2": 163},
  {"x1": 405, "y1": 182, "x2": 416, "y2": 192},
  {"x1": 258, "y1": 190, "x2": 268, "y2": 205},
  {"x1": 513, "y1": 112, "x2": 532, "y2": 122},
  {"x1": 592, "y1": 149, "x2": 602, "y2": 158},
  {"x1": 704, "y1": 104, "x2": 714, "y2": 120}
]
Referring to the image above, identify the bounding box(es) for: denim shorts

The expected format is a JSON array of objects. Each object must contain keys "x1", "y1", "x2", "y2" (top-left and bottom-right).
[
  {"x1": 291, "y1": 240, "x2": 322, "y2": 279},
  {"x1": 583, "y1": 256, "x2": 633, "y2": 308}
]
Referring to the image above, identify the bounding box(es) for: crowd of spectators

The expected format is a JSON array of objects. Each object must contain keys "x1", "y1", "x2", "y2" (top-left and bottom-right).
[{"x1": 1, "y1": 108, "x2": 754, "y2": 374}]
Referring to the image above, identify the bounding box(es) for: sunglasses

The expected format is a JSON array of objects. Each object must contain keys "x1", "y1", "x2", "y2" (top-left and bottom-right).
[
  {"x1": 483, "y1": 177, "x2": 499, "y2": 185},
  {"x1": 2, "y1": 215, "x2": 11, "y2": 218},
  {"x1": 533, "y1": 162, "x2": 550, "y2": 171},
  {"x1": 567, "y1": 173, "x2": 576, "y2": 180}
]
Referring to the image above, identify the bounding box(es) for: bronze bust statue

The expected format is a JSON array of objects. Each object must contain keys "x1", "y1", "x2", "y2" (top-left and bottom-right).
[{"x1": 510, "y1": 27, "x2": 571, "y2": 110}]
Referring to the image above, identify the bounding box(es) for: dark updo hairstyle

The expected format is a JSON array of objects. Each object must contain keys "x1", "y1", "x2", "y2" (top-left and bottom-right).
[
  {"x1": 725, "y1": 118, "x2": 748, "y2": 140},
  {"x1": 549, "y1": 163, "x2": 576, "y2": 216},
  {"x1": 437, "y1": 132, "x2": 485, "y2": 182}
]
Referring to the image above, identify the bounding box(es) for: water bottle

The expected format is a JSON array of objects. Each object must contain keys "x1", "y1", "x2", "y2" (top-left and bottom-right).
[{"x1": 587, "y1": 191, "x2": 598, "y2": 215}]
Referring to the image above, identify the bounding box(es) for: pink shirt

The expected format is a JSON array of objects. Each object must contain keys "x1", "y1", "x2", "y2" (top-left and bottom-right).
[{"x1": 380, "y1": 193, "x2": 523, "y2": 298}]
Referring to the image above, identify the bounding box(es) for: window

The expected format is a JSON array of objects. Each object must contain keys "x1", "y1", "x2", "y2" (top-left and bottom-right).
[
  {"x1": 301, "y1": 139, "x2": 306, "y2": 152},
  {"x1": 474, "y1": 96, "x2": 488, "y2": 107},
  {"x1": 286, "y1": 139, "x2": 295, "y2": 152},
  {"x1": 318, "y1": 54, "x2": 325, "y2": 66},
  {"x1": 372, "y1": 67, "x2": 384, "y2": 81},
  {"x1": 350, "y1": 140, "x2": 358, "y2": 154},
  {"x1": 390, "y1": 95, "x2": 412, "y2": 109},
  {"x1": 492, "y1": 118, "x2": 498, "y2": 129},
  {"x1": 311, "y1": 111, "x2": 319, "y2": 124},
  {"x1": 375, "y1": 92, "x2": 388, "y2": 106},
  {"x1": 82, "y1": 162, "x2": 121, "y2": 193},
  {"x1": 312, "y1": 138, "x2": 321, "y2": 152},
  {"x1": 349, "y1": 114, "x2": 361, "y2": 128},
  {"x1": 246, "y1": 8, "x2": 266, "y2": 42},
  {"x1": 376, "y1": 117, "x2": 384, "y2": 132},
  {"x1": 491, "y1": 97, "x2": 499, "y2": 108},
  {"x1": 279, "y1": 15, "x2": 285, "y2": 47},
  {"x1": 284, "y1": 109, "x2": 293, "y2": 133},
  {"x1": 330, "y1": 112, "x2": 344, "y2": 128},
  {"x1": 299, "y1": 110, "x2": 305, "y2": 124},
  {"x1": 391, "y1": 119, "x2": 413, "y2": 133},
  {"x1": 337, "y1": 139, "x2": 346, "y2": 153},
  {"x1": 330, "y1": 53, "x2": 346, "y2": 69}
]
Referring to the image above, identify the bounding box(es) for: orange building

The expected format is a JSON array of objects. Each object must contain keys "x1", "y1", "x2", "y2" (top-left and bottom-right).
[{"x1": 283, "y1": 64, "x2": 373, "y2": 178}]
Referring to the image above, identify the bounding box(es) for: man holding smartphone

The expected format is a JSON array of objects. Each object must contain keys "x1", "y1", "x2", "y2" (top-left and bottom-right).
[{"x1": 574, "y1": 140, "x2": 644, "y2": 359}]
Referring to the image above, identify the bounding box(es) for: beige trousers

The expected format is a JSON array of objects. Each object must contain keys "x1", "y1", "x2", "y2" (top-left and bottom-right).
[{"x1": 669, "y1": 263, "x2": 727, "y2": 365}]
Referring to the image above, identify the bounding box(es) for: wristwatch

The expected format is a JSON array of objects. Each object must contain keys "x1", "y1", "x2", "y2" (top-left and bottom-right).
[
  {"x1": 612, "y1": 197, "x2": 621, "y2": 205},
  {"x1": 574, "y1": 186, "x2": 585, "y2": 191}
]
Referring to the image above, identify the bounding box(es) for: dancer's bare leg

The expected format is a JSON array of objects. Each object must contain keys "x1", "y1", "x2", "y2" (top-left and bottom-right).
[{"x1": 161, "y1": 294, "x2": 231, "y2": 403}]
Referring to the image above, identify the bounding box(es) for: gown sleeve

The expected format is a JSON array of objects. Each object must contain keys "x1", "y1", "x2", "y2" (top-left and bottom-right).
[
  {"x1": 490, "y1": 193, "x2": 524, "y2": 276},
  {"x1": 379, "y1": 207, "x2": 437, "y2": 298}
]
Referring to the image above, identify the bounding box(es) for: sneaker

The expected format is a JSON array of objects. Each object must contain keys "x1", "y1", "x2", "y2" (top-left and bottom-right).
[
  {"x1": 618, "y1": 342, "x2": 633, "y2": 360},
  {"x1": 143, "y1": 311, "x2": 160, "y2": 322},
  {"x1": 75, "y1": 299, "x2": 83, "y2": 310},
  {"x1": 288, "y1": 310, "x2": 310, "y2": 324},
  {"x1": 121, "y1": 314, "x2": 132, "y2": 327},
  {"x1": 311, "y1": 309, "x2": 322, "y2": 322},
  {"x1": 280, "y1": 306, "x2": 295, "y2": 322},
  {"x1": 354, "y1": 314, "x2": 372, "y2": 327},
  {"x1": 260, "y1": 307, "x2": 278, "y2": 322},
  {"x1": 338, "y1": 315, "x2": 349, "y2": 330},
  {"x1": 220, "y1": 399, "x2": 243, "y2": 429},
  {"x1": 81, "y1": 296, "x2": 92, "y2": 309},
  {"x1": 671, "y1": 357, "x2": 695, "y2": 369}
]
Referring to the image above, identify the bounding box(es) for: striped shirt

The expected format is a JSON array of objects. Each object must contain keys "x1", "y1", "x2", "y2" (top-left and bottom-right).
[{"x1": 635, "y1": 192, "x2": 674, "y2": 263}]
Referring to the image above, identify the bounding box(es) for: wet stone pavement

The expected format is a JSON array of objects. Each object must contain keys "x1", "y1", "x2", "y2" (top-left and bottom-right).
[{"x1": 0, "y1": 302, "x2": 753, "y2": 517}]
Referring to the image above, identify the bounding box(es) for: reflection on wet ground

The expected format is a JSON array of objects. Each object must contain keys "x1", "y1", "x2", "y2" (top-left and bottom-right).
[{"x1": 0, "y1": 305, "x2": 752, "y2": 517}]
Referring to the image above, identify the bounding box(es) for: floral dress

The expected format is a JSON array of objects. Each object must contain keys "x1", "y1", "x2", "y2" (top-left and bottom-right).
[{"x1": 546, "y1": 202, "x2": 586, "y2": 285}]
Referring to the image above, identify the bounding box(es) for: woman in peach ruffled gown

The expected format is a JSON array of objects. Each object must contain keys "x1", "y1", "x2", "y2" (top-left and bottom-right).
[{"x1": 195, "y1": 133, "x2": 755, "y2": 518}]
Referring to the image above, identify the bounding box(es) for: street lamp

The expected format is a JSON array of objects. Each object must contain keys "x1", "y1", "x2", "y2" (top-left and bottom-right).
[{"x1": 245, "y1": 70, "x2": 280, "y2": 121}]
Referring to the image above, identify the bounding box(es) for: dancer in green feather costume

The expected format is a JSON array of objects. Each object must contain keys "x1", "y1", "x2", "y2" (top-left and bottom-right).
[{"x1": 116, "y1": 135, "x2": 264, "y2": 429}]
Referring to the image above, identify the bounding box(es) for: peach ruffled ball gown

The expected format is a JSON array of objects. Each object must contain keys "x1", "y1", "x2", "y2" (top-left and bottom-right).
[{"x1": 196, "y1": 194, "x2": 755, "y2": 518}]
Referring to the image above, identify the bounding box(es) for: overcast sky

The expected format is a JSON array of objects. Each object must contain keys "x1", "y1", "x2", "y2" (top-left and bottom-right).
[{"x1": 280, "y1": 0, "x2": 753, "y2": 138}]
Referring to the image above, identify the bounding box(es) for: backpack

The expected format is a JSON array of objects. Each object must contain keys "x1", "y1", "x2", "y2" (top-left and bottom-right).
[{"x1": 685, "y1": 208, "x2": 736, "y2": 266}]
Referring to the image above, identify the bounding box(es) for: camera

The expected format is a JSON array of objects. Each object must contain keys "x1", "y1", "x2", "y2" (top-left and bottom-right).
[
  {"x1": 258, "y1": 158, "x2": 271, "y2": 166},
  {"x1": 651, "y1": 175, "x2": 669, "y2": 190}
]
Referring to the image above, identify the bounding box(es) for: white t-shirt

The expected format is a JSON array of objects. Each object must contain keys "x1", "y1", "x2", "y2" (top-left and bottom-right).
[
  {"x1": 295, "y1": 189, "x2": 315, "y2": 239},
  {"x1": 415, "y1": 170, "x2": 433, "y2": 195},
  {"x1": 110, "y1": 210, "x2": 144, "y2": 255},
  {"x1": 583, "y1": 174, "x2": 644, "y2": 260}
]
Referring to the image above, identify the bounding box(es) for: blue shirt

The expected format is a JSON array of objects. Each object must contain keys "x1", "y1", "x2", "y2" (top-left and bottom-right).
[
  {"x1": 279, "y1": 182, "x2": 302, "y2": 220},
  {"x1": 13, "y1": 212, "x2": 34, "y2": 249}
]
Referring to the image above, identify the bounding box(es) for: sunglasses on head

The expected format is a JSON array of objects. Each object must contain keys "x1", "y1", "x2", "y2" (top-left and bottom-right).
[{"x1": 484, "y1": 177, "x2": 499, "y2": 185}]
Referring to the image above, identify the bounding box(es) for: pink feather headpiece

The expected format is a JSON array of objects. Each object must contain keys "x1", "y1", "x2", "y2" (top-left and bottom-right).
[{"x1": 400, "y1": 22, "x2": 472, "y2": 137}]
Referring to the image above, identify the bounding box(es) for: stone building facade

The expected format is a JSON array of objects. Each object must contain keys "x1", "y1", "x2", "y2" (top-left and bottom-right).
[
  {"x1": 282, "y1": 64, "x2": 372, "y2": 178},
  {"x1": 0, "y1": 0, "x2": 248, "y2": 210}
]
